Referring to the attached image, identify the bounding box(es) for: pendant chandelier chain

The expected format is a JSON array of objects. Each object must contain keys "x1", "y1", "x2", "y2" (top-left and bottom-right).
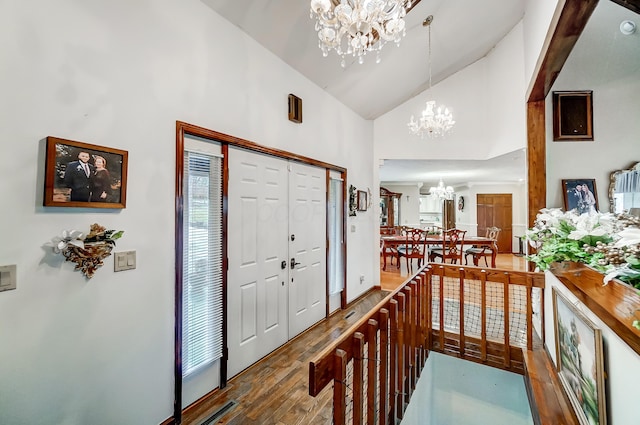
[{"x1": 407, "y1": 15, "x2": 455, "y2": 139}]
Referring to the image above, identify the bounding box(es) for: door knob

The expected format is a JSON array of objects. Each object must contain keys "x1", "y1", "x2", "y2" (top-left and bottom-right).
[
  {"x1": 290, "y1": 258, "x2": 301, "y2": 269},
  {"x1": 281, "y1": 260, "x2": 287, "y2": 270}
]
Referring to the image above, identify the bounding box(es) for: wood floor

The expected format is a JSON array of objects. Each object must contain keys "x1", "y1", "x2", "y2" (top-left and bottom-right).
[
  {"x1": 180, "y1": 254, "x2": 527, "y2": 425},
  {"x1": 381, "y1": 253, "x2": 527, "y2": 291}
]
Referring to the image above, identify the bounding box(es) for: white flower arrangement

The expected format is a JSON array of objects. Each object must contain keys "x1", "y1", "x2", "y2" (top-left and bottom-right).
[{"x1": 525, "y1": 208, "x2": 640, "y2": 288}]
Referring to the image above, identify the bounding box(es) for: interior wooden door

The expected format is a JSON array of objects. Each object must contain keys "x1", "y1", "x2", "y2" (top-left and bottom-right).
[{"x1": 476, "y1": 194, "x2": 512, "y2": 253}]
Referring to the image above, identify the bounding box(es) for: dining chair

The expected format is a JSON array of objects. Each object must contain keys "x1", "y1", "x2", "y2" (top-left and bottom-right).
[
  {"x1": 464, "y1": 227, "x2": 501, "y2": 267},
  {"x1": 397, "y1": 228, "x2": 428, "y2": 273},
  {"x1": 380, "y1": 237, "x2": 397, "y2": 268},
  {"x1": 429, "y1": 228, "x2": 467, "y2": 264}
]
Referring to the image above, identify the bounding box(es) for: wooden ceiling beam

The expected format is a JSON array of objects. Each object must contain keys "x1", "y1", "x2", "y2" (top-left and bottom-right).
[{"x1": 610, "y1": 0, "x2": 640, "y2": 15}]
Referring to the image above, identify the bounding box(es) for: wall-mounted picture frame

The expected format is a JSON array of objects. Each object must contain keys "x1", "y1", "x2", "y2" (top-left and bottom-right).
[
  {"x1": 357, "y1": 190, "x2": 368, "y2": 211},
  {"x1": 552, "y1": 90, "x2": 593, "y2": 141},
  {"x1": 44, "y1": 136, "x2": 128, "y2": 209},
  {"x1": 562, "y1": 179, "x2": 598, "y2": 214},
  {"x1": 553, "y1": 288, "x2": 606, "y2": 425}
]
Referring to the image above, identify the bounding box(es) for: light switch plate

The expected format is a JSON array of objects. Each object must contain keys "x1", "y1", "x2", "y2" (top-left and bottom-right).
[
  {"x1": 114, "y1": 251, "x2": 136, "y2": 272},
  {"x1": 0, "y1": 265, "x2": 17, "y2": 292}
]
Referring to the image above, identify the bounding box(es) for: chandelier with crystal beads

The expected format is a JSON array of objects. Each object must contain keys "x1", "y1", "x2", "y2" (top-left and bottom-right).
[
  {"x1": 429, "y1": 179, "x2": 454, "y2": 200},
  {"x1": 408, "y1": 15, "x2": 455, "y2": 138},
  {"x1": 309, "y1": 0, "x2": 410, "y2": 67}
]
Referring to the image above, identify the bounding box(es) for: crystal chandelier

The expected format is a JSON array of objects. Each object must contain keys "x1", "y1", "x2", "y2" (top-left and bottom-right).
[
  {"x1": 408, "y1": 16, "x2": 455, "y2": 138},
  {"x1": 429, "y1": 179, "x2": 454, "y2": 200},
  {"x1": 309, "y1": 0, "x2": 410, "y2": 67}
]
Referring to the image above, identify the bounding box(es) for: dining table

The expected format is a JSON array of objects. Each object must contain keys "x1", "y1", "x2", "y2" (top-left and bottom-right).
[{"x1": 380, "y1": 234, "x2": 499, "y2": 270}]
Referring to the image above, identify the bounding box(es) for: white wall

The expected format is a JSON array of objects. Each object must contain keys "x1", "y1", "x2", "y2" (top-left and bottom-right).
[
  {"x1": 374, "y1": 20, "x2": 527, "y2": 162},
  {"x1": 545, "y1": 1, "x2": 640, "y2": 212},
  {"x1": 544, "y1": 272, "x2": 640, "y2": 425},
  {"x1": 0, "y1": 0, "x2": 375, "y2": 424}
]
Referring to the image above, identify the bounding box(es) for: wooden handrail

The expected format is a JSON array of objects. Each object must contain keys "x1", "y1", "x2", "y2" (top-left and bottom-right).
[{"x1": 309, "y1": 264, "x2": 545, "y2": 423}]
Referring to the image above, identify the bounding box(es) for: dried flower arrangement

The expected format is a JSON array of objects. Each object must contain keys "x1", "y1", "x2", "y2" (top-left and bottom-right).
[{"x1": 45, "y1": 223, "x2": 123, "y2": 279}]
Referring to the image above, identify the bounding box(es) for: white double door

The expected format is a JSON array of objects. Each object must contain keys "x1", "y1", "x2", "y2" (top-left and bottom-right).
[{"x1": 227, "y1": 147, "x2": 327, "y2": 378}]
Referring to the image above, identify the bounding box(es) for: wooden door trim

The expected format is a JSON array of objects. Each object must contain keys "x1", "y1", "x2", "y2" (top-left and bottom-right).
[{"x1": 174, "y1": 121, "x2": 347, "y2": 422}]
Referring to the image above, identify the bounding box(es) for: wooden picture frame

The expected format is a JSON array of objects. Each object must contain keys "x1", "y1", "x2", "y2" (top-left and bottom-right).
[
  {"x1": 357, "y1": 190, "x2": 368, "y2": 211},
  {"x1": 44, "y1": 136, "x2": 128, "y2": 208},
  {"x1": 562, "y1": 179, "x2": 598, "y2": 214},
  {"x1": 553, "y1": 288, "x2": 606, "y2": 425},
  {"x1": 553, "y1": 91, "x2": 593, "y2": 141}
]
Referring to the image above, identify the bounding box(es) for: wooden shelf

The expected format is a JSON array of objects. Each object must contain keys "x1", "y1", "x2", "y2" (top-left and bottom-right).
[{"x1": 550, "y1": 262, "x2": 640, "y2": 356}]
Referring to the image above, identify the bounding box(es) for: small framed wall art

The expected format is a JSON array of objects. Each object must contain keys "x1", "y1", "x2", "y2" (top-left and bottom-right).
[
  {"x1": 357, "y1": 190, "x2": 368, "y2": 211},
  {"x1": 44, "y1": 136, "x2": 128, "y2": 208},
  {"x1": 552, "y1": 90, "x2": 593, "y2": 141}
]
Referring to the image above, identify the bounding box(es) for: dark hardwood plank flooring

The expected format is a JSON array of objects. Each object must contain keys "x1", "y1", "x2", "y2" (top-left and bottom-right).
[{"x1": 181, "y1": 290, "x2": 387, "y2": 425}]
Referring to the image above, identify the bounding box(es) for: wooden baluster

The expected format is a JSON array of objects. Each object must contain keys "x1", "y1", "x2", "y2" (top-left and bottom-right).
[
  {"x1": 333, "y1": 349, "x2": 347, "y2": 425},
  {"x1": 414, "y1": 274, "x2": 424, "y2": 372},
  {"x1": 459, "y1": 268, "x2": 466, "y2": 357},
  {"x1": 438, "y1": 266, "x2": 445, "y2": 350},
  {"x1": 379, "y1": 308, "x2": 389, "y2": 425},
  {"x1": 388, "y1": 299, "x2": 398, "y2": 425},
  {"x1": 353, "y1": 332, "x2": 365, "y2": 425},
  {"x1": 409, "y1": 280, "x2": 419, "y2": 386},
  {"x1": 396, "y1": 293, "x2": 406, "y2": 420},
  {"x1": 480, "y1": 269, "x2": 488, "y2": 362},
  {"x1": 426, "y1": 267, "x2": 433, "y2": 352},
  {"x1": 503, "y1": 273, "x2": 512, "y2": 368},
  {"x1": 367, "y1": 319, "x2": 378, "y2": 425},
  {"x1": 403, "y1": 286, "x2": 413, "y2": 399},
  {"x1": 526, "y1": 275, "x2": 533, "y2": 351},
  {"x1": 420, "y1": 272, "x2": 428, "y2": 357}
]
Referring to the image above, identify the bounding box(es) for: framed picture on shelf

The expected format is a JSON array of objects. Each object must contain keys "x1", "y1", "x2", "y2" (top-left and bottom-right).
[
  {"x1": 562, "y1": 179, "x2": 598, "y2": 214},
  {"x1": 357, "y1": 190, "x2": 368, "y2": 211},
  {"x1": 553, "y1": 288, "x2": 607, "y2": 425},
  {"x1": 44, "y1": 136, "x2": 128, "y2": 209}
]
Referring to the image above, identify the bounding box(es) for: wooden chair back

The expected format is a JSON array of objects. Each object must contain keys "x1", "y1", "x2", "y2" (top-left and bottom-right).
[
  {"x1": 486, "y1": 226, "x2": 501, "y2": 241},
  {"x1": 397, "y1": 228, "x2": 427, "y2": 272},
  {"x1": 465, "y1": 227, "x2": 501, "y2": 266},
  {"x1": 430, "y1": 228, "x2": 467, "y2": 264}
]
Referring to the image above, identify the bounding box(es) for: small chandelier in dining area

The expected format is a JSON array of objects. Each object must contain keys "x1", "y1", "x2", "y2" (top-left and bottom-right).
[
  {"x1": 408, "y1": 15, "x2": 455, "y2": 138},
  {"x1": 429, "y1": 179, "x2": 454, "y2": 200},
  {"x1": 309, "y1": 0, "x2": 409, "y2": 67}
]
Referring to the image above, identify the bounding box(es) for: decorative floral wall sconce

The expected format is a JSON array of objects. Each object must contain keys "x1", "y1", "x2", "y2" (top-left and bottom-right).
[
  {"x1": 45, "y1": 223, "x2": 123, "y2": 279},
  {"x1": 349, "y1": 185, "x2": 357, "y2": 216}
]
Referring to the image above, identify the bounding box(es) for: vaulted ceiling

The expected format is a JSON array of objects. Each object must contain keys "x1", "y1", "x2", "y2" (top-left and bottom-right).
[{"x1": 203, "y1": 1, "x2": 639, "y2": 187}]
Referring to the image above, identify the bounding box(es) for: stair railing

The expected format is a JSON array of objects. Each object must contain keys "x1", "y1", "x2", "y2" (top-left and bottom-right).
[{"x1": 308, "y1": 264, "x2": 545, "y2": 425}]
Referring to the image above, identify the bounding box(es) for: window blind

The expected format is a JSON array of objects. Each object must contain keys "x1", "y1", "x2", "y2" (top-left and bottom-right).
[
  {"x1": 182, "y1": 150, "x2": 223, "y2": 377},
  {"x1": 328, "y1": 177, "x2": 344, "y2": 295}
]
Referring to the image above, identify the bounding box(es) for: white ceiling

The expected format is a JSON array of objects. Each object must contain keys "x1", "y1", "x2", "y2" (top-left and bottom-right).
[
  {"x1": 202, "y1": 0, "x2": 526, "y2": 120},
  {"x1": 378, "y1": 149, "x2": 527, "y2": 188},
  {"x1": 203, "y1": 0, "x2": 638, "y2": 188}
]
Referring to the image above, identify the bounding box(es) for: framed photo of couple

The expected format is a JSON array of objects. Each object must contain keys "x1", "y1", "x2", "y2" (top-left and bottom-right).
[
  {"x1": 562, "y1": 179, "x2": 598, "y2": 214},
  {"x1": 44, "y1": 136, "x2": 128, "y2": 209}
]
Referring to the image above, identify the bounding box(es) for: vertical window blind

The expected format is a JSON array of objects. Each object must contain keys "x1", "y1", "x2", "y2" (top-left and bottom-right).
[
  {"x1": 182, "y1": 150, "x2": 223, "y2": 377},
  {"x1": 328, "y1": 177, "x2": 344, "y2": 295}
]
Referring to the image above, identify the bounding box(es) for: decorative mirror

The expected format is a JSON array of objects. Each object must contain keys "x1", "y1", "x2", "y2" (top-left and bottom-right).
[{"x1": 609, "y1": 161, "x2": 640, "y2": 215}]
